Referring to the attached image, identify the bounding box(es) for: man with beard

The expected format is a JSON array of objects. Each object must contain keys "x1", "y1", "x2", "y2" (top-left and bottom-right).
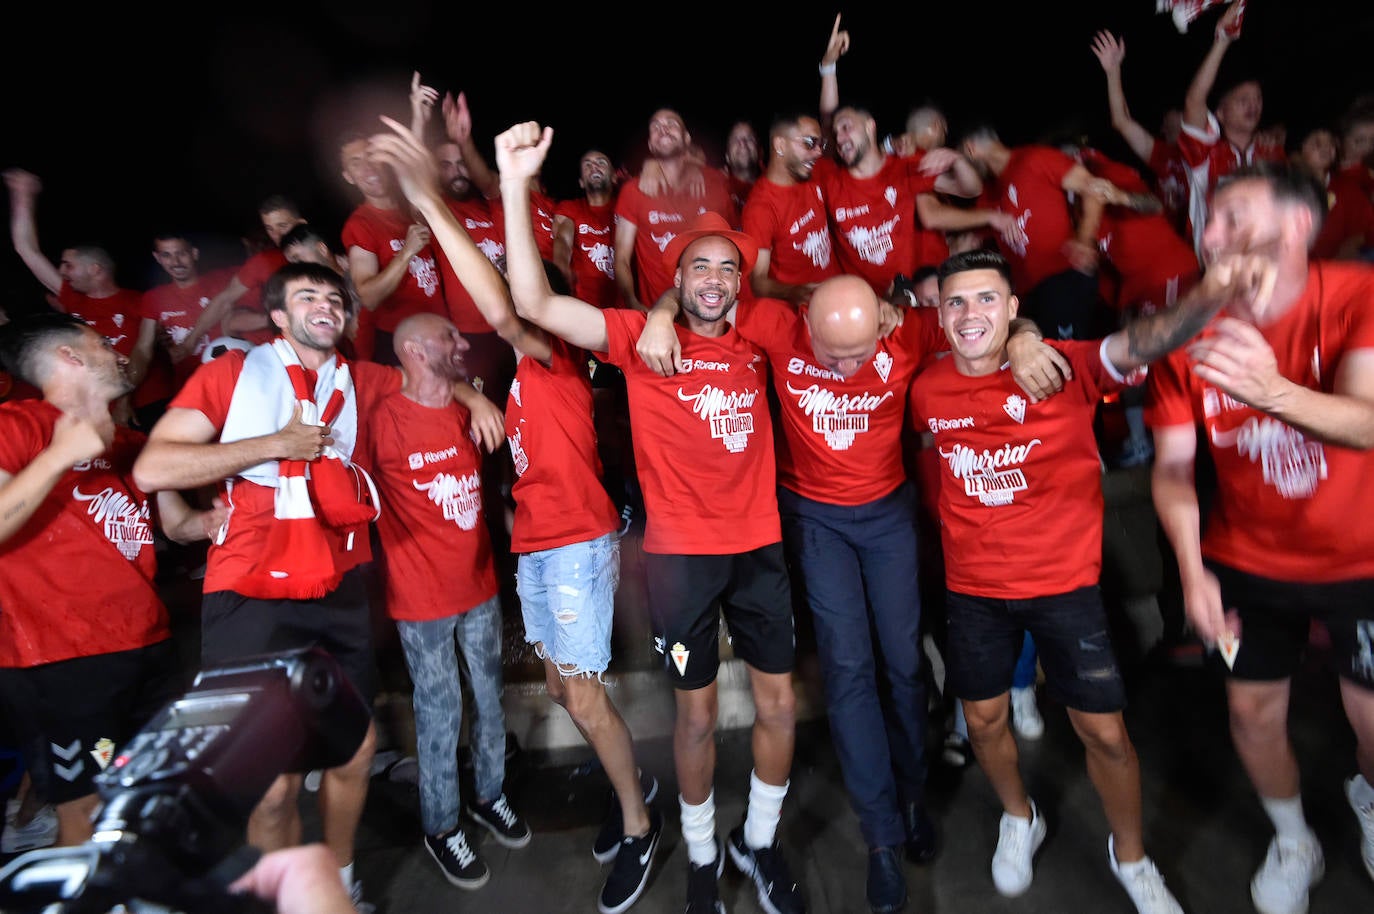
[{"x1": 0, "y1": 311, "x2": 219, "y2": 846}]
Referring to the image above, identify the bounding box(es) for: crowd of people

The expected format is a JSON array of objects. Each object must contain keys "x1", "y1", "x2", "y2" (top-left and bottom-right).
[{"x1": 1, "y1": 5, "x2": 1373, "y2": 914}]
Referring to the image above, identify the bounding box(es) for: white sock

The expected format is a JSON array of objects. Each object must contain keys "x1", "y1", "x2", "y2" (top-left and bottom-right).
[
  {"x1": 1261, "y1": 795, "x2": 1310, "y2": 842},
  {"x1": 1351, "y1": 773, "x2": 1374, "y2": 808},
  {"x1": 744, "y1": 770, "x2": 788, "y2": 850},
  {"x1": 680, "y1": 790, "x2": 718, "y2": 866},
  {"x1": 339, "y1": 861, "x2": 355, "y2": 891}
]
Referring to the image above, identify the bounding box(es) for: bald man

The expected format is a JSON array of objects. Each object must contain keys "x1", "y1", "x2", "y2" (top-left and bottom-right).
[
  {"x1": 360, "y1": 311, "x2": 530, "y2": 888},
  {"x1": 638, "y1": 271, "x2": 1064, "y2": 912}
]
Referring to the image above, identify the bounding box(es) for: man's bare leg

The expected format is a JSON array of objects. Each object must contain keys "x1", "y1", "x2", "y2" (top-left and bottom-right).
[
  {"x1": 54, "y1": 794, "x2": 98, "y2": 847},
  {"x1": 318, "y1": 721, "x2": 376, "y2": 867},
  {"x1": 247, "y1": 773, "x2": 305, "y2": 852},
  {"x1": 745, "y1": 668, "x2": 796, "y2": 787},
  {"x1": 1067, "y1": 709, "x2": 1144, "y2": 862},
  {"x1": 675, "y1": 682, "x2": 719, "y2": 805},
  {"x1": 964, "y1": 695, "x2": 1031, "y2": 817}
]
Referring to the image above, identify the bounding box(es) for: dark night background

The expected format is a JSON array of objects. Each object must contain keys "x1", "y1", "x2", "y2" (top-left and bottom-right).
[{"x1": 1, "y1": 2, "x2": 1371, "y2": 306}]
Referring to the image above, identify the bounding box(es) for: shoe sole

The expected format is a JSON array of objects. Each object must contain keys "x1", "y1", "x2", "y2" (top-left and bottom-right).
[
  {"x1": 466, "y1": 809, "x2": 532, "y2": 849},
  {"x1": 597, "y1": 829, "x2": 660, "y2": 914},
  {"x1": 592, "y1": 776, "x2": 660, "y2": 864},
  {"x1": 424, "y1": 838, "x2": 490, "y2": 890}
]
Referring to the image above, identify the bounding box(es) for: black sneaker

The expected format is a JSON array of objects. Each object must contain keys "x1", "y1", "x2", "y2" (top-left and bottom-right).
[
  {"x1": 424, "y1": 827, "x2": 489, "y2": 890},
  {"x1": 902, "y1": 801, "x2": 939, "y2": 864},
  {"x1": 593, "y1": 768, "x2": 661, "y2": 863},
  {"x1": 467, "y1": 794, "x2": 532, "y2": 849},
  {"x1": 597, "y1": 807, "x2": 662, "y2": 914},
  {"x1": 727, "y1": 823, "x2": 806, "y2": 914},
  {"x1": 867, "y1": 846, "x2": 907, "y2": 913},
  {"x1": 686, "y1": 837, "x2": 726, "y2": 914}
]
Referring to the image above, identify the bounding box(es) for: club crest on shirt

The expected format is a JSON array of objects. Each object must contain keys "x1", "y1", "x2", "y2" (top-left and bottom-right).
[
  {"x1": 509, "y1": 378, "x2": 522, "y2": 408},
  {"x1": 670, "y1": 642, "x2": 690, "y2": 676},
  {"x1": 873, "y1": 350, "x2": 893, "y2": 383},
  {"x1": 1003, "y1": 394, "x2": 1027, "y2": 424},
  {"x1": 884, "y1": 185, "x2": 897, "y2": 208},
  {"x1": 91, "y1": 737, "x2": 116, "y2": 770}
]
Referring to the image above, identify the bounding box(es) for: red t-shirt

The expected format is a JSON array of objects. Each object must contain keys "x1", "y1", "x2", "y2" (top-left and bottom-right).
[
  {"x1": 362, "y1": 391, "x2": 497, "y2": 620},
  {"x1": 58, "y1": 284, "x2": 171, "y2": 408},
  {"x1": 613, "y1": 172, "x2": 739, "y2": 308},
  {"x1": 1084, "y1": 151, "x2": 1201, "y2": 313},
  {"x1": 168, "y1": 350, "x2": 401, "y2": 594},
  {"x1": 234, "y1": 249, "x2": 288, "y2": 346},
  {"x1": 1145, "y1": 261, "x2": 1374, "y2": 582},
  {"x1": 0, "y1": 400, "x2": 169, "y2": 666},
  {"x1": 813, "y1": 155, "x2": 938, "y2": 295},
  {"x1": 910, "y1": 340, "x2": 1127, "y2": 599},
  {"x1": 530, "y1": 189, "x2": 558, "y2": 263},
  {"x1": 554, "y1": 197, "x2": 620, "y2": 309},
  {"x1": 505, "y1": 339, "x2": 618, "y2": 553},
  {"x1": 340, "y1": 203, "x2": 445, "y2": 338},
  {"x1": 437, "y1": 196, "x2": 503, "y2": 335},
  {"x1": 737, "y1": 298, "x2": 944, "y2": 505},
  {"x1": 599, "y1": 309, "x2": 779, "y2": 554},
  {"x1": 740, "y1": 177, "x2": 840, "y2": 288},
  {"x1": 1146, "y1": 138, "x2": 1192, "y2": 241},
  {"x1": 1176, "y1": 114, "x2": 1286, "y2": 258},
  {"x1": 141, "y1": 267, "x2": 237, "y2": 388},
  {"x1": 987, "y1": 145, "x2": 1079, "y2": 295},
  {"x1": 1313, "y1": 173, "x2": 1374, "y2": 260}
]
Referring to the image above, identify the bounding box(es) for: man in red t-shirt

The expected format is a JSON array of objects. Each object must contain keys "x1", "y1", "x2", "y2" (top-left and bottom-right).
[
  {"x1": 0, "y1": 311, "x2": 217, "y2": 847},
  {"x1": 911, "y1": 247, "x2": 1251, "y2": 912},
  {"x1": 554, "y1": 149, "x2": 621, "y2": 310},
  {"x1": 131, "y1": 261, "x2": 501, "y2": 908},
  {"x1": 1147, "y1": 162, "x2": 1374, "y2": 913},
  {"x1": 138, "y1": 230, "x2": 237, "y2": 395},
  {"x1": 500, "y1": 121, "x2": 804, "y2": 914}
]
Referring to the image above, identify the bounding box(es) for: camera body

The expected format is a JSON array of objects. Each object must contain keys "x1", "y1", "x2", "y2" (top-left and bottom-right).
[{"x1": 0, "y1": 646, "x2": 369, "y2": 914}]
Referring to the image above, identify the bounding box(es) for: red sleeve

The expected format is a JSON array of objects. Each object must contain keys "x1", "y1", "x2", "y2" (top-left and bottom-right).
[
  {"x1": 733, "y1": 296, "x2": 796, "y2": 348},
  {"x1": 167, "y1": 349, "x2": 245, "y2": 427},
  {"x1": 1143, "y1": 348, "x2": 1198, "y2": 429}
]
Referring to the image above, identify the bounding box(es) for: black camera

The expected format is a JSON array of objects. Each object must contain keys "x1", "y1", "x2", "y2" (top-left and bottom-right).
[{"x1": 0, "y1": 646, "x2": 369, "y2": 914}]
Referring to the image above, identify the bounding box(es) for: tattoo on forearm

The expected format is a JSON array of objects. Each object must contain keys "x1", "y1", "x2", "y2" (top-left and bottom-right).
[
  {"x1": 3, "y1": 500, "x2": 27, "y2": 522},
  {"x1": 1126, "y1": 293, "x2": 1223, "y2": 362}
]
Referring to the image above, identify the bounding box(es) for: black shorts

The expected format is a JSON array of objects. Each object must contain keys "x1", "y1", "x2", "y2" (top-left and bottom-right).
[
  {"x1": 645, "y1": 544, "x2": 796, "y2": 690},
  {"x1": 200, "y1": 567, "x2": 377, "y2": 706},
  {"x1": 946, "y1": 585, "x2": 1126, "y2": 713},
  {"x1": 1209, "y1": 561, "x2": 1374, "y2": 688},
  {"x1": 0, "y1": 639, "x2": 184, "y2": 804}
]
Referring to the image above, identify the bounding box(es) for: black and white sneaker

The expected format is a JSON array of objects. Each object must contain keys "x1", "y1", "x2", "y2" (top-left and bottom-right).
[
  {"x1": 685, "y1": 837, "x2": 726, "y2": 914},
  {"x1": 597, "y1": 807, "x2": 662, "y2": 914},
  {"x1": 727, "y1": 823, "x2": 806, "y2": 914},
  {"x1": 593, "y1": 768, "x2": 661, "y2": 863},
  {"x1": 424, "y1": 827, "x2": 489, "y2": 890},
  {"x1": 466, "y1": 793, "x2": 532, "y2": 849}
]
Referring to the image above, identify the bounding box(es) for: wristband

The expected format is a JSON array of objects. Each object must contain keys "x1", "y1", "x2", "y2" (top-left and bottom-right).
[{"x1": 818, "y1": 62, "x2": 836, "y2": 76}]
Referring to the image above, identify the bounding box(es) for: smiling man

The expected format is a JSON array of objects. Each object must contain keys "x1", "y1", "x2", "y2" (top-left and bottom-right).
[{"x1": 910, "y1": 246, "x2": 1268, "y2": 913}]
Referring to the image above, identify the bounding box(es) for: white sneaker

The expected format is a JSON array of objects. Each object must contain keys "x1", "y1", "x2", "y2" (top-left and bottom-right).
[
  {"x1": 1, "y1": 799, "x2": 58, "y2": 853},
  {"x1": 1250, "y1": 831, "x2": 1323, "y2": 914},
  {"x1": 1108, "y1": 835, "x2": 1184, "y2": 914},
  {"x1": 1347, "y1": 775, "x2": 1374, "y2": 882},
  {"x1": 991, "y1": 800, "x2": 1047, "y2": 896},
  {"x1": 1010, "y1": 686, "x2": 1045, "y2": 740}
]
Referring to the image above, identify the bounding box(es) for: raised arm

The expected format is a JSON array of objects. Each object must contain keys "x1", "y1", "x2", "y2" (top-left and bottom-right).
[
  {"x1": 369, "y1": 115, "x2": 551, "y2": 364},
  {"x1": 1183, "y1": 3, "x2": 1243, "y2": 130},
  {"x1": 443, "y1": 91, "x2": 501, "y2": 201},
  {"x1": 133, "y1": 402, "x2": 330, "y2": 493},
  {"x1": 3, "y1": 169, "x2": 61, "y2": 294},
  {"x1": 408, "y1": 70, "x2": 439, "y2": 140},
  {"x1": 1091, "y1": 30, "x2": 1157, "y2": 164},
  {"x1": 818, "y1": 13, "x2": 848, "y2": 134},
  {"x1": 496, "y1": 123, "x2": 609, "y2": 354}
]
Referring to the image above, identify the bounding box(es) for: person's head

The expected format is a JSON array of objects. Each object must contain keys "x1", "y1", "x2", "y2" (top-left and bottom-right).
[
  {"x1": 767, "y1": 113, "x2": 827, "y2": 182},
  {"x1": 911, "y1": 266, "x2": 940, "y2": 309},
  {"x1": 831, "y1": 104, "x2": 878, "y2": 168},
  {"x1": 394, "y1": 312, "x2": 470, "y2": 382},
  {"x1": 724, "y1": 120, "x2": 761, "y2": 177},
  {"x1": 1214, "y1": 79, "x2": 1264, "y2": 141},
  {"x1": 663, "y1": 213, "x2": 758, "y2": 327},
  {"x1": 1338, "y1": 104, "x2": 1374, "y2": 168},
  {"x1": 150, "y1": 231, "x2": 200, "y2": 285},
  {"x1": 435, "y1": 141, "x2": 474, "y2": 199},
  {"x1": 578, "y1": 149, "x2": 615, "y2": 197},
  {"x1": 805, "y1": 275, "x2": 880, "y2": 378},
  {"x1": 936, "y1": 249, "x2": 1018, "y2": 374},
  {"x1": 1203, "y1": 161, "x2": 1326, "y2": 267},
  {"x1": 647, "y1": 109, "x2": 691, "y2": 162},
  {"x1": 279, "y1": 223, "x2": 337, "y2": 269},
  {"x1": 339, "y1": 129, "x2": 393, "y2": 202},
  {"x1": 57, "y1": 245, "x2": 116, "y2": 295},
  {"x1": 1288, "y1": 125, "x2": 1339, "y2": 179},
  {"x1": 904, "y1": 105, "x2": 948, "y2": 152},
  {"x1": 0, "y1": 309, "x2": 130, "y2": 396},
  {"x1": 262, "y1": 262, "x2": 351, "y2": 353},
  {"x1": 257, "y1": 195, "x2": 306, "y2": 247},
  {"x1": 958, "y1": 123, "x2": 1005, "y2": 176}
]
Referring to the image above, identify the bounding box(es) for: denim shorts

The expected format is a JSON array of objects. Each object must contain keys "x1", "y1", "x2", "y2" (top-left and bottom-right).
[
  {"x1": 946, "y1": 585, "x2": 1126, "y2": 713},
  {"x1": 517, "y1": 532, "x2": 620, "y2": 676}
]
